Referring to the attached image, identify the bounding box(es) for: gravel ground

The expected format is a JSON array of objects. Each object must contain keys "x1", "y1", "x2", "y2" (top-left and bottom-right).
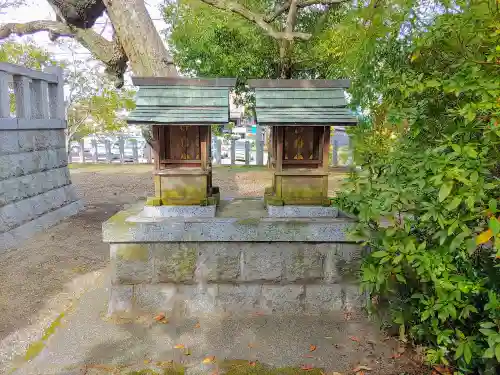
[{"x1": 0, "y1": 164, "x2": 345, "y2": 341}]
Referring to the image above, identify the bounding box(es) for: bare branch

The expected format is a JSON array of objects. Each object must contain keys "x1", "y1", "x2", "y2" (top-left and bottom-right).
[
  {"x1": 265, "y1": 0, "x2": 348, "y2": 23},
  {"x1": 200, "y1": 0, "x2": 311, "y2": 40},
  {"x1": 0, "y1": 20, "x2": 128, "y2": 87}
]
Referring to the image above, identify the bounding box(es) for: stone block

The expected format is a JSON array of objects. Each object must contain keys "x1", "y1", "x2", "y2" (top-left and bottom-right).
[
  {"x1": 261, "y1": 285, "x2": 304, "y2": 313},
  {"x1": 283, "y1": 244, "x2": 325, "y2": 282},
  {"x1": 108, "y1": 285, "x2": 133, "y2": 315},
  {"x1": 178, "y1": 284, "x2": 219, "y2": 315},
  {"x1": 142, "y1": 205, "x2": 216, "y2": 218},
  {"x1": 0, "y1": 131, "x2": 19, "y2": 155},
  {"x1": 241, "y1": 243, "x2": 282, "y2": 282},
  {"x1": 267, "y1": 205, "x2": 338, "y2": 218},
  {"x1": 323, "y1": 244, "x2": 340, "y2": 283},
  {"x1": 334, "y1": 244, "x2": 361, "y2": 282},
  {"x1": 217, "y1": 285, "x2": 261, "y2": 312},
  {"x1": 111, "y1": 243, "x2": 153, "y2": 284},
  {"x1": 202, "y1": 243, "x2": 240, "y2": 281},
  {"x1": 134, "y1": 284, "x2": 177, "y2": 313},
  {"x1": 152, "y1": 243, "x2": 197, "y2": 282},
  {"x1": 305, "y1": 285, "x2": 342, "y2": 313},
  {"x1": 343, "y1": 284, "x2": 364, "y2": 310}
]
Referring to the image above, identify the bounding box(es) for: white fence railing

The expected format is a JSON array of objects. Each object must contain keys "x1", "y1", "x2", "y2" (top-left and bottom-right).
[{"x1": 68, "y1": 135, "x2": 352, "y2": 167}]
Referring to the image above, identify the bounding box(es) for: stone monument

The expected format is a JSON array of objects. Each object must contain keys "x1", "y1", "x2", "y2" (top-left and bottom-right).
[{"x1": 104, "y1": 77, "x2": 362, "y2": 317}]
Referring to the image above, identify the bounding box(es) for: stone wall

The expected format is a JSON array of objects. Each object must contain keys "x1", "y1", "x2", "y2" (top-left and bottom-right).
[
  {"x1": 0, "y1": 63, "x2": 83, "y2": 252},
  {"x1": 109, "y1": 242, "x2": 363, "y2": 316}
]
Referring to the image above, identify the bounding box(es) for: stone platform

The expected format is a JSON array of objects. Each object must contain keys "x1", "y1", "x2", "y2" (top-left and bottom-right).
[{"x1": 103, "y1": 198, "x2": 362, "y2": 316}]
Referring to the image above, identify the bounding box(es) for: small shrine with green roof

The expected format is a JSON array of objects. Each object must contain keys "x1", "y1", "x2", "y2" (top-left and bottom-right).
[
  {"x1": 127, "y1": 77, "x2": 235, "y2": 216},
  {"x1": 248, "y1": 79, "x2": 357, "y2": 216}
]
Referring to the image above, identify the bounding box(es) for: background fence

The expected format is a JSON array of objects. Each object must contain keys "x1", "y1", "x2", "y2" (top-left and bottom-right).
[{"x1": 69, "y1": 135, "x2": 353, "y2": 167}]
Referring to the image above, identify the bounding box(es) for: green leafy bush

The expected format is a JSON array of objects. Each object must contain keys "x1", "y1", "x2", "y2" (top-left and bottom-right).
[{"x1": 332, "y1": 1, "x2": 500, "y2": 373}]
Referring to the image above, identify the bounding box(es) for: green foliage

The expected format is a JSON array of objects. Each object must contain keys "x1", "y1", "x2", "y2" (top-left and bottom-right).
[
  {"x1": 0, "y1": 40, "x2": 58, "y2": 69},
  {"x1": 333, "y1": 0, "x2": 500, "y2": 373},
  {"x1": 163, "y1": 0, "x2": 347, "y2": 107}
]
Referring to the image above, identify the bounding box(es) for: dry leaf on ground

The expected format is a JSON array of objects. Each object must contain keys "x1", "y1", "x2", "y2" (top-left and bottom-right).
[
  {"x1": 203, "y1": 356, "x2": 216, "y2": 364},
  {"x1": 174, "y1": 344, "x2": 185, "y2": 349},
  {"x1": 154, "y1": 313, "x2": 166, "y2": 321},
  {"x1": 349, "y1": 336, "x2": 360, "y2": 343},
  {"x1": 309, "y1": 344, "x2": 317, "y2": 352}
]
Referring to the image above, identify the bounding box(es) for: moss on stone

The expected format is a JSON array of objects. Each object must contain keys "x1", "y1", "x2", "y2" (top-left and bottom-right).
[
  {"x1": 145, "y1": 197, "x2": 163, "y2": 206},
  {"x1": 207, "y1": 196, "x2": 218, "y2": 206},
  {"x1": 266, "y1": 197, "x2": 284, "y2": 206},
  {"x1": 24, "y1": 312, "x2": 65, "y2": 361},
  {"x1": 236, "y1": 218, "x2": 260, "y2": 225},
  {"x1": 220, "y1": 360, "x2": 323, "y2": 374},
  {"x1": 115, "y1": 244, "x2": 149, "y2": 262}
]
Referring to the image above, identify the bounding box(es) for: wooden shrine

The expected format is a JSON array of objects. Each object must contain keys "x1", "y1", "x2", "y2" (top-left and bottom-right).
[
  {"x1": 127, "y1": 77, "x2": 236, "y2": 206},
  {"x1": 248, "y1": 79, "x2": 357, "y2": 206}
]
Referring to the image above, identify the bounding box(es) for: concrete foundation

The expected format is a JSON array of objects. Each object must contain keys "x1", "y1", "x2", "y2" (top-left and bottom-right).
[
  {"x1": 104, "y1": 199, "x2": 361, "y2": 316},
  {"x1": 267, "y1": 205, "x2": 339, "y2": 218},
  {"x1": 141, "y1": 204, "x2": 217, "y2": 218}
]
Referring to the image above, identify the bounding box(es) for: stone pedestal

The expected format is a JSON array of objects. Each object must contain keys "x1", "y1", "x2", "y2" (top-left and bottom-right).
[
  {"x1": 104, "y1": 199, "x2": 362, "y2": 316},
  {"x1": 153, "y1": 168, "x2": 213, "y2": 206}
]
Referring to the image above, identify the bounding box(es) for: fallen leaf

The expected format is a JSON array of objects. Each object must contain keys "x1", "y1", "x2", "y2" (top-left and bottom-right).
[
  {"x1": 154, "y1": 313, "x2": 166, "y2": 321},
  {"x1": 143, "y1": 359, "x2": 151, "y2": 364},
  {"x1": 251, "y1": 311, "x2": 265, "y2": 317},
  {"x1": 248, "y1": 361, "x2": 256, "y2": 367},
  {"x1": 309, "y1": 344, "x2": 317, "y2": 352},
  {"x1": 248, "y1": 343, "x2": 255, "y2": 348},
  {"x1": 194, "y1": 322, "x2": 201, "y2": 328},
  {"x1": 174, "y1": 344, "x2": 185, "y2": 349},
  {"x1": 349, "y1": 336, "x2": 360, "y2": 343},
  {"x1": 203, "y1": 356, "x2": 216, "y2": 364},
  {"x1": 353, "y1": 365, "x2": 372, "y2": 372}
]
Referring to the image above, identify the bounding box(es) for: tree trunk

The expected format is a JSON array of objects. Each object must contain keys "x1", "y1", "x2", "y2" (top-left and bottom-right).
[{"x1": 102, "y1": 0, "x2": 176, "y2": 77}]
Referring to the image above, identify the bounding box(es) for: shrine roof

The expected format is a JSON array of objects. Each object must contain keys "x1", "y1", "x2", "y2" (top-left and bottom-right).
[
  {"x1": 248, "y1": 79, "x2": 357, "y2": 126},
  {"x1": 127, "y1": 77, "x2": 236, "y2": 125}
]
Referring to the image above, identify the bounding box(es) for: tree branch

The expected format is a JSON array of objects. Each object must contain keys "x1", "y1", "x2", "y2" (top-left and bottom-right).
[
  {"x1": 0, "y1": 20, "x2": 128, "y2": 86},
  {"x1": 265, "y1": 0, "x2": 348, "y2": 23},
  {"x1": 200, "y1": 0, "x2": 311, "y2": 40}
]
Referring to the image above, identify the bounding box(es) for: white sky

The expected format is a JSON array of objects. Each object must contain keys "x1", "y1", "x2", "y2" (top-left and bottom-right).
[{"x1": 0, "y1": 0, "x2": 168, "y2": 61}]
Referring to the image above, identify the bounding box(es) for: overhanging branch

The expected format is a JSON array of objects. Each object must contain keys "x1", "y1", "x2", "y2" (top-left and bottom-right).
[
  {"x1": 200, "y1": 0, "x2": 311, "y2": 40},
  {"x1": 265, "y1": 0, "x2": 348, "y2": 23},
  {"x1": 0, "y1": 20, "x2": 128, "y2": 86}
]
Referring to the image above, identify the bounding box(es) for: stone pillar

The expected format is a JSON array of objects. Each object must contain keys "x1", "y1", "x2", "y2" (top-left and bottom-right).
[
  {"x1": 244, "y1": 140, "x2": 250, "y2": 165},
  {"x1": 119, "y1": 136, "x2": 125, "y2": 164},
  {"x1": 215, "y1": 137, "x2": 222, "y2": 165},
  {"x1": 145, "y1": 143, "x2": 152, "y2": 164},
  {"x1": 79, "y1": 139, "x2": 85, "y2": 163},
  {"x1": 131, "y1": 139, "x2": 139, "y2": 163},
  {"x1": 91, "y1": 139, "x2": 98, "y2": 163},
  {"x1": 230, "y1": 139, "x2": 236, "y2": 165},
  {"x1": 256, "y1": 126, "x2": 264, "y2": 166},
  {"x1": 105, "y1": 139, "x2": 112, "y2": 163},
  {"x1": 331, "y1": 139, "x2": 338, "y2": 167}
]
